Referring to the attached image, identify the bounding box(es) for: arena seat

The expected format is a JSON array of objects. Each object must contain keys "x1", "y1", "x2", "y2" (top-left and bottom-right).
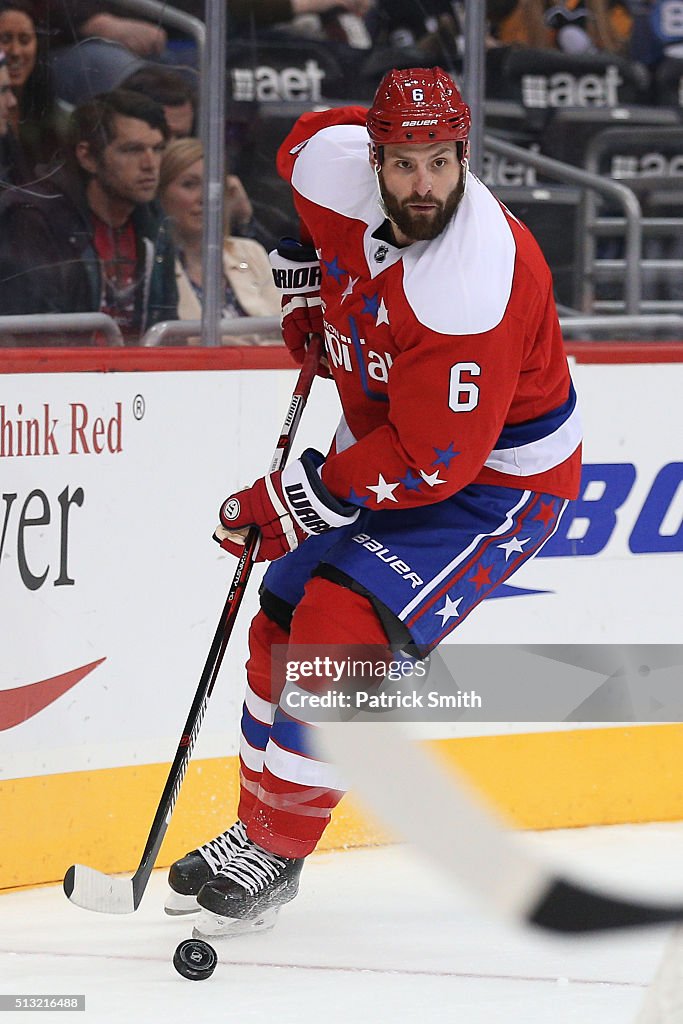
[
  {"x1": 541, "y1": 104, "x2": 680, "y2": 169},
  {"x1": 493, "y1": 185, "x2": 583, "y2": 310},
  {"x1": 232, "y1": 101, "x2": 313, "y2": 242},
  {"x1": 654, "y1": 56, "x2": 683, "y2": 111}
]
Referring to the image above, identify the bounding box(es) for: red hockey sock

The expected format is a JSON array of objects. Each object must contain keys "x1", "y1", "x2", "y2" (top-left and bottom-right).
[
  {"x1": 245, "y1": 576, "x2": 390, "y2": 857},
  {"x1": 237, "y1": 610, "x2": 289, "y2": 825}
]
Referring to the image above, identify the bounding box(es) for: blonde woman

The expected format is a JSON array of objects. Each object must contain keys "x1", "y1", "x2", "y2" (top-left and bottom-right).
[{"x1": 158, "y1": 137, "x2": 280, "y2": 338}]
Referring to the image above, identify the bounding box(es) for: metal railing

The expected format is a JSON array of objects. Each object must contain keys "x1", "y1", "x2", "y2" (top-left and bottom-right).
[
  {"x1": 559, "y1": 314, "x2": 683, "y2": 335},
  {"x1": 583, "y1": 127, "x2": 683, "y2": 315},
  {"x1": 0, "y1": 313, "x2": 124, "y2": 346},
  {"x1": 3, "y1": 311, "x2": 682, "y2": 349},
  {"x1": 110, "y1": 0, "x2": 205, "y2": 54},
  {"x1": 484, "y1": 134, "x2": 643, "y2": 315},
  {"x1": 464, "y1": 0, "x2": 486, "y2": 176},
  {"x1": 141, "y1": 316, "x2": 282, "y2": 346}
]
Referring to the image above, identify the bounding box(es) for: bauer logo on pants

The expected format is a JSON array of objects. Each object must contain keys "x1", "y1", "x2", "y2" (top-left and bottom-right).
[{"x1": 221, "y1": 498, "x2": 241, "y2": 522}]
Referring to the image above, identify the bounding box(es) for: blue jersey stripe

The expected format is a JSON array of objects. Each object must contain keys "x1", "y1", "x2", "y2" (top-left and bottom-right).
[{"x1": 494, "y1": 382, "x2": 576, "y2": 449}]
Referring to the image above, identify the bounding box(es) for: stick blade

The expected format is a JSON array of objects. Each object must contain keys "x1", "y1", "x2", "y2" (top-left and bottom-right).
[
  {"x1": 530, "y1": 877, "x2": 683, "y2": 934},
  {"x1": 63, "y1": 864, "x2": 136, "y2": 914}
]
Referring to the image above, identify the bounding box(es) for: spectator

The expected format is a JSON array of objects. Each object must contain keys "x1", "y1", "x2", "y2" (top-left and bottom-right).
[
  {"x1": 169, "y1": 0, "x2": 372, "y2": 53},
  {"x1": 121, "y1": 65, "x2": 197, "y2": 140},
  {"x1": 32, "y1": 2, "x2": 169, "y2": 105},
  {"x1": 273, "y1": 0, "x2": 372, "y2": 48},
  {"x1": 366, "y1": 1, "x2": 534, "y2": 67},
  {"x1": 0, "y1": 47, "x2": 15, "y2": 128},
  {"x1": 64, "y1": 6, "x2": 166, "y2": 57},
  {"x1": 543, "y1": 0, "x2": 632, "y2": 54},
  {"x1": 0, "y1": 45, "x2": 29, "y2": 185},
  {"x1": 493, "y1": 0, "x2": 633, "y2": 54},
  {"x1": 592, "y1": 0, "x2": 633, "y2": 53},
  {"x1": 0, "y1": 88, "x2": 177, "y2": 342},
  {"x1": 489, "y1": 0, "x2": 551, "y2": 46},
  {"x1": 158, "y1": 137, "x2": 280, "y2": 339},
  {"x1": 171, "y1": 0, "x2": 371, "y2": 34},
  {"x1": 367, "y1": 0, "x2": 463, "y2": 58},
  {"x1": 629, "y1": 1, "x2": 683, "y2": 67},
  {"x1": 0, "y1": 0, "x2": 66, "y2": 170}
]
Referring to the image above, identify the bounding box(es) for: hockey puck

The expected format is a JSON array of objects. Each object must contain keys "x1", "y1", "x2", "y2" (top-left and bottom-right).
[{"x1": 173, "y1": 938, "x2": 218, "y2": 981}]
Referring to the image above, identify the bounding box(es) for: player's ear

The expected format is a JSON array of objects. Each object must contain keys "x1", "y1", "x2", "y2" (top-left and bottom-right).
[{"x1": 368, "y1": 143, "x2": 378, "y2": 172}]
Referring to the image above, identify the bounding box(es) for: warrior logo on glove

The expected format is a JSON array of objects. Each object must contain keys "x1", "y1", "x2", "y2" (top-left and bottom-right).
[
  {"x1": 269, "y1": 238, "x2": 328, "y2": 376},
  {"x1": 221, "y1": 497, "x2": 241, "y2": 521},
  {"x1": 283, "y1": 483, "x2": 330, "y2": 534},
  {"x1": 271, "y1": 264, "x2": 321, "y2": 292},
  {"x1": 215, "y1": 449, "x2": 359, "y2": 563}
]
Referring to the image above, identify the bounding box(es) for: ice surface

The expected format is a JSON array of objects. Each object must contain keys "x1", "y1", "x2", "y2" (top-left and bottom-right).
[{"x1": 2, "y1": 823, "x2": 683, "y2": 1023}]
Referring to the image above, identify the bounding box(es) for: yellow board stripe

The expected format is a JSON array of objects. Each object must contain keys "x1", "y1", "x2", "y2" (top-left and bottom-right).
[{"x1": 2, "y1": 725, "x2": 683, "y2": 890}]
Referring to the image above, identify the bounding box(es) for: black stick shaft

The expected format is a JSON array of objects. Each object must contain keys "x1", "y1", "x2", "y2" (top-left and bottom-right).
[{"x1": 129, "y1": 337, "x2": 323, "y2": 906}]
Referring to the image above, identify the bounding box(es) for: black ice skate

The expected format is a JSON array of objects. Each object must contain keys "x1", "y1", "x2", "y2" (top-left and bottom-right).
[
  {"x1": 192, "y1": 839, "x2": 304, "y2": 939},
  {"x1": 165, "y1": 820, "x2": 248, "y2": 916}
]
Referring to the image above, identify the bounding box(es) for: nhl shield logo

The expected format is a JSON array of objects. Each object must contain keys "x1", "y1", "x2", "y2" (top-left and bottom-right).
[{"x1": 374, "y1": 245, "x2": 389, "y2": 263}]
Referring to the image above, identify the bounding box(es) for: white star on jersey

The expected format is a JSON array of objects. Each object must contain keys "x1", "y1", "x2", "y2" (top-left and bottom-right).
[
  {"x1": 435, "y1": 594, "x2": 463, "y2": 624},
  {"x1": 366, "y1": 473, "x2": 400, "y2": 503},
  {"x1": 420, "y1": 469, "x2": 446, "y2": 487},
  {"x1": 341, "y1": 275, "x2": 359, "y2": 301},
  {"x1": 376, "y1": 298, "x2": 390, "y2": 326},
  {"x1": 498, "y1": 536, "x2": 530, "y2": 560}
]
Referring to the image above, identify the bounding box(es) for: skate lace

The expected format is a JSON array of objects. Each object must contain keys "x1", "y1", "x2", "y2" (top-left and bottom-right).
[
  {"x1": 219, "y1": 841, "x2": 290, "y2": 897},
  {"x1": 198, "y1": 820, "x2": 248, "y2": 873}
]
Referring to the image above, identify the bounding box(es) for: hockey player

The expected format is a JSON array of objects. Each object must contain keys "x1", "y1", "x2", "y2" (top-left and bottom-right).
[{"x1": 167, "y1": 67, "x2": 582, "y2": 937}]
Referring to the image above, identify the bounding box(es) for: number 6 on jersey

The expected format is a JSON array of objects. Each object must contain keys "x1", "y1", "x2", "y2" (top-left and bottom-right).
[{"x1": 449, "y1": 361, "x2": 481, "y2": 412}]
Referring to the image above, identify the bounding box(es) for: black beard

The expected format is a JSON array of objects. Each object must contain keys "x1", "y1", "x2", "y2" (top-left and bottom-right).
[{"x1": 379, "y1": 173, "x2": 465, "y2": 242}]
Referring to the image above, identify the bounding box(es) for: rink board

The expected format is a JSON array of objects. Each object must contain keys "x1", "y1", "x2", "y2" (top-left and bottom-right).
[
  {"x1": 2, "y1": 726, "x2": 683, "y2": 889},
  {"x1": 1, "y1": 345, "x2": 682, "y2": 889}
]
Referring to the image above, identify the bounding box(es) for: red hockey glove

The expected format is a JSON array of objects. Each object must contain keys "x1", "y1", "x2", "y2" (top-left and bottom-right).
[
  {"x1": 214, "y1": 449, "x2": 359, "y2": 562},
  {"x1": 269, "y1": 238, "x2": 329, "y2": 375}
]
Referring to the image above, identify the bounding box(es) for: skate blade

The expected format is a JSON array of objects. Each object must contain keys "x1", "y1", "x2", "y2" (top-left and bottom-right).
[
  {"x1": 164, "y1": 890, "x2": 200, "y2": 916},
  {"x1": 192, "y1": 907, "x2": 280, "y2": 940}
]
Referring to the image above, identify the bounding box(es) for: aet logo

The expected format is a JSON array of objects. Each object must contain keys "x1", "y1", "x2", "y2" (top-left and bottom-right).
[
  {"x1": 521, "y1": 66, "x2": 622, "y2": 108},
  {"x1": 230, "y1": 60, "x2": 325, "y2": 102},
  {"x1": 610, "y1": 152, "x2": 683, "y2": 179}
]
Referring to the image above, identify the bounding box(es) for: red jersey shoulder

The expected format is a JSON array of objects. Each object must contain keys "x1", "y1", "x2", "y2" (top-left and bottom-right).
[{"x1": 277, "y1": 106, "x2": 368, "y2": 184}]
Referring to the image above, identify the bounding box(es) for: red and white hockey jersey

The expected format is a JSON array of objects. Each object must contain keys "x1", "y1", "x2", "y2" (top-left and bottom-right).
[{"x1": 277, "y1": 107, "x2": 582, "y2": 510}]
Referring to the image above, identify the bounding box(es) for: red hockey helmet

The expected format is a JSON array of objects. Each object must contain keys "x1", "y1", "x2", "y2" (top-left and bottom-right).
[{"x1": 366, "y1": 67, "x2": 471, "y2": 147}]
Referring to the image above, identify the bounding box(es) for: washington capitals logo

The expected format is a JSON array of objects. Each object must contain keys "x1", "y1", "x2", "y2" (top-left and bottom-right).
[{"x1": 374, "y1": 245, "x2": 389, "y2": 264}]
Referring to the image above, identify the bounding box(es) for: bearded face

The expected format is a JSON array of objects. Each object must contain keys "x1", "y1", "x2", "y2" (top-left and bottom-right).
[
  {"x1": 378, "y1": 172, "x2": 465, "y2": 241},
  {"x1": 373, "y1": 141, "x2": 466, "y2": 244}
]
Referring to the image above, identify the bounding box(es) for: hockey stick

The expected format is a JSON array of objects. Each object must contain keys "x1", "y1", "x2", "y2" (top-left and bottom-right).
[
  {"x1": 64, "y1": 336, "x2": 323, "y2": 914},
  {"x1": 315, "y1": 720, "x2": 683, "y2": 935}
]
